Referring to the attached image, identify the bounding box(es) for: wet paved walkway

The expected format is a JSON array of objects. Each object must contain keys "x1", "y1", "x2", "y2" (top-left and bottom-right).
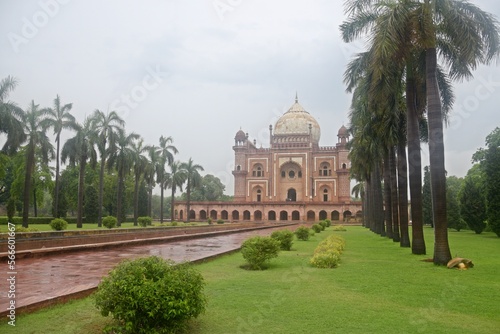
[{"x1": 0, "y1": 226, "x2": 289, "y2": 315}]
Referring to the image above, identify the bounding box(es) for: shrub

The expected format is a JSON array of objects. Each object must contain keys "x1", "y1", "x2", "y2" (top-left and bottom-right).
[
  {"x1": 170, "y1": 221, "x2": 178, "y2": 226},
  {"x1": 270, "y1": 229, "x2": 294, "y2": 251},
  {"x1": 241, "y1": 236, "x2": 280, "y2": 270},
  {"x1": 207, "y1": 218, "x2": 212, "y2": 225},
  {"x1": 15, "y1": 226, "x2": 40, "y2": 232},
  {"x1": 137, "y1": 216, "x2": 152, "y2": 227},
  {"x1": 310, "y1": 234, "x2": 345, "y2": 268},
  {"x1": 102, "y1": 216, "x2": 117, "y2": 229},
  {"x1": 94, "y1": 256, "x2": 207, "y2": 334},
  {"x1": 49, "y1": 218, "x2": 68, "y2": 231},
  {"x1": 332, "y1": 225, "x2": 347, "y2": 231},
  {"x1": 217, "y1": 219, "x2": 225, "y2": 224},
  {"x1": 295, "y1": 226, "x2": 311, "y2": 241},
  {"x1": 324, "y1": 219, "x2": 332, "y2": 227},
  {"x1": 311, "y1": 224, "x2": 322, "y2": 233},
  {"x1": 319, "y1": 221, "x2": 327, "y2": 229}
]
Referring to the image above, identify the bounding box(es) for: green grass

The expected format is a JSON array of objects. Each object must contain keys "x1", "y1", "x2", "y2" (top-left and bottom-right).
[
  {"x1": 0, "y1": 221, "x2": 206, "y2": 233},
  {"x1": 2, "y1": 226, "x2": 499, "y2": 333}
]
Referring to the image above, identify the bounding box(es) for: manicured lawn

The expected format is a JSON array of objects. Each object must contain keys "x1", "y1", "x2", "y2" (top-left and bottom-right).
[
  {"x1": 0, "y1": 221, "x2": 205, "y2": 233},
  {"x1": 2, "y1": 226, "x2": 499, "y2": 333}
]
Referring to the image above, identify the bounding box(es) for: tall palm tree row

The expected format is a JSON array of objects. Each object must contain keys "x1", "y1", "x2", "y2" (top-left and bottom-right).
[
  {"x1": 1, "y1": 76, "x2": 202, "y2": 228},
  {"x1": 341, "y1": 0, "x2": 500, "y2": 264}
]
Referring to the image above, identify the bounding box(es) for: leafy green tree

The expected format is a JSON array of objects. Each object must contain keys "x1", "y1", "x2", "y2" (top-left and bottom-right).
[
  {"x1": 91, "y1": 110, "x2": 125, "y2": 226},
  {"x1": 84, "y1": 185, "x2": 99, "y2": 223},
  {"x1": 184, "y1": 174, "x2": 225, "y2": 202},
  {"x1": 474, "y1": 127, "x2": 500, "y2": 236},
  {"x1": 446, "y1": 176, "x2": 465, "y2": 231},
  {"x1": 45, "y1": 95, "x2": 76, "y2": 218},
  {"x1": 181, "y1": 158, "x2": 204, "y2": 223},
  {"x1": 459, "y1": 166, "x2": 486, "y2": 234}
]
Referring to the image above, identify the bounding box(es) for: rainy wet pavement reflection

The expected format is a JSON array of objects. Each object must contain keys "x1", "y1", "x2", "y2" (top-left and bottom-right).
[{"x1": 0, "y1": 226, "x2": 291, "y2": 314}]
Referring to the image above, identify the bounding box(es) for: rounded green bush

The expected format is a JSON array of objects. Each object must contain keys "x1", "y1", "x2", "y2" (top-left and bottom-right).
[
  {"x1": 241, "y1": 236, "x2": 280, "y2": 270},
  {"x1": 49, "y1": 218, "x2": 68, "y2": 231},
  {"x1": 270, "y1": 229, "x2": 294, "y2": 251},
  {"x1": 102, "y1": 216, "x2": 117, "y2": 229},
  {"x1": 319, "y1": 221, "x2": 327, "y2": 229},
  {"x1": 294, "y1": 226, "x2": 311, "y2": 241},
  {"x1": 94, "y1": 256, "x2": 207, "y2": 334},
  {"x1": 311, "y1": 224, "x2": 322, "y2": 233},
  {"x1": 324, "y1": 219, "x2": 332, "y2": 227},
  {"x1": 217, "y1": 219, "x2": 225, "y2": 224},
  {"x1": 137, "y1": 216, "x2": 152, "y2": 227}
]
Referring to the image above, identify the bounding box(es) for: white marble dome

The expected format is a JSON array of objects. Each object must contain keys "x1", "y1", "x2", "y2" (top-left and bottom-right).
[{"x1": 274, "y1": 96, "x2": 321, "y2": 144}]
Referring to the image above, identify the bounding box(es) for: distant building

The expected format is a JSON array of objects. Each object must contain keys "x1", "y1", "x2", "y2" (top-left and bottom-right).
[{"x1": 174, "y1": 95, "x2": 362, "y2": 222}]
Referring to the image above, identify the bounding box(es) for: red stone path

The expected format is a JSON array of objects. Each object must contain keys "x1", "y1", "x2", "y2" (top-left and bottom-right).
[{"x1": 0, "y1": 226, "x2": 290, "y2": 316}]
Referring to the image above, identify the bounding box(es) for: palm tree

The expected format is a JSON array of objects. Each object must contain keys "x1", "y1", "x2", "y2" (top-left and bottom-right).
[
  {"x1": 61, "y1": 117, "x2": 97, "y2": 228},
  {"x1": 180, "y1": 158, "x2": 204, "y2": 223},
  {"x1": 341, "y1": 0, "x2": 500, "y2": 264},
  {"x1": 166, "y1": 161, "x2": 187, "y2": 222},
  {"x1": 420, "y1": 0, "x2": 500, "y2": 264},
  {"x1": 145, "y1": 145, "x2": 160, "y2": 218},
  {"x1": 20, "y1": 101, "x2": 54, "y2": 227},
  {"x1": 45, "y1": 95, "x2": 76, "y2": 218},
  {"x1": 91, "y1": 110, "x2": 125, "y2": 226},
  {"x1": 108, "y1": 129, "x2": 139, "y2": 226},
  {"x1": 156, "y1": 136, "x2": 178, "y2": 224},
  {"x1": 130, "y1": 137, "x2": 150, "y2": 226},
  {"x1": 0, "y1": 76, "x2": 25, "y2": 154}
]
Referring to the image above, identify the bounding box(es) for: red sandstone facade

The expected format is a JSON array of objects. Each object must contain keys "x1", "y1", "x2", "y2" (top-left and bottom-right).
[{"x1": 174, "y1": 96, "x2": 362, "y2": 222}]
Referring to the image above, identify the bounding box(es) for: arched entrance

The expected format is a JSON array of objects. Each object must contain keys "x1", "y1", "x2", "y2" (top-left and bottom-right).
[
  {"x1": 287, "y1": 188, "x2": 297, "y2": 201},
  {"x1": 280, "y1": 211, "x2": 288, "y2": 221},
  {"x1": 331, "y1": 210, "x2": 340, "y2": 221},
  {"x1": 292, "y1": 211, "x2": 300, "y2": 221},
  {"x1": 232, "y1": 210, "x2": 239, "y2": 220},
  {"x1": 268, "y1": 211, "x2": 276, "y2": 221},
  {"x1": 243, "y1": 210, "x2": 251, "y2": 220},
  {"x1": 254, "y1": 210, "x2": 263, "y2": 221},
  {"x1": 319, "y1": 210, "x2": 327, "y2": 220},
  {"x1": 199, "y1": 210, "x2": 206, "y2": 220},
  {"x1": 221, "y1": 210, "x2": 228, "y2": 220},
  {"x1": 307, "y1": 210, "x2": 315, "y2": 221}
]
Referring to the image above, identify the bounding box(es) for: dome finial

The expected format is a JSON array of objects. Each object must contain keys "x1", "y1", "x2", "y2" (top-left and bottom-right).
[{"x1": 295, "y1": 91, "x2": 298, "y2": 103}]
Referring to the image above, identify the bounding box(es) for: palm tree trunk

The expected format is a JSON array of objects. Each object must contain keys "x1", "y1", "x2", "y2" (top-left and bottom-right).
[
  {"x1": 372, "y1": 164, "x2": 384, "y2": 236},
  {"x1": 397, "y1": 142, "x2": 410, "y2": 247},
  {"x1": 32, "y1": 179, "x2": 38, "y2": 217},
  {"x1": 98, "y1": 155, "x2": 105, "y2": 227},
  {"x1": 22, "y1": 143, "x2": 35, "y2": 227},
  {"x1": 160, "y1": 185, "x2": 164, "y2": 224},
  {"x1": 133, "y1": 173, "x2": 139, "y2": 226},
  {"x1": 77, "y1": 158, "x2": 86, "y2": 228},
  {"x1": 54, "y1": 134, "x2": 60, "y2": 218},
  {"x1": 117, "y1": 171, "x2": 123, "y2": 227},
  {"x1": 364, "y1": 179, "x2": 372, "y2": 229},
  {"x1": 390, "y1": 146, "x2": 400, "y2": 242},
  {"x1": 406, "y1": 67, "x2": 426, "y2": 254},
  {"x1": 383, "y1": 152, "x2": 393, "y2": 239},
  {"x1": 186, "y1": 179, "x2": 191, "y2": 223},
  {"x1": 148, "y1": 182, "x2": 153, "y2": 218},
  {"x1": 426, "y1": 47, "x2": 451, "y2": 265},
  {"x1": 171, "y1": 186, "x2": 176, "y2": 223}
]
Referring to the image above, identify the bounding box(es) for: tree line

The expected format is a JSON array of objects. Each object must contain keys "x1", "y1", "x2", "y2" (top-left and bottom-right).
[
  {"x1": 0, "y1": 76, "x2": 222, "y2": 228},
  {"x1": 341, "y1": 0, "x2": 500, "y2": 265}
]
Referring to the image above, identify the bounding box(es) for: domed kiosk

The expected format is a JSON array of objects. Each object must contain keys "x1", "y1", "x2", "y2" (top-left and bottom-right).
[{"x1": 174, "y1": 95, "x2": 362, "y2": 224}]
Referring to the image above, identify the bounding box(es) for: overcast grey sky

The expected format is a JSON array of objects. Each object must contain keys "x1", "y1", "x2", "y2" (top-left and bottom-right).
[{"x1": 1, "y1": 0, "x2": 500, "y2": 195}]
